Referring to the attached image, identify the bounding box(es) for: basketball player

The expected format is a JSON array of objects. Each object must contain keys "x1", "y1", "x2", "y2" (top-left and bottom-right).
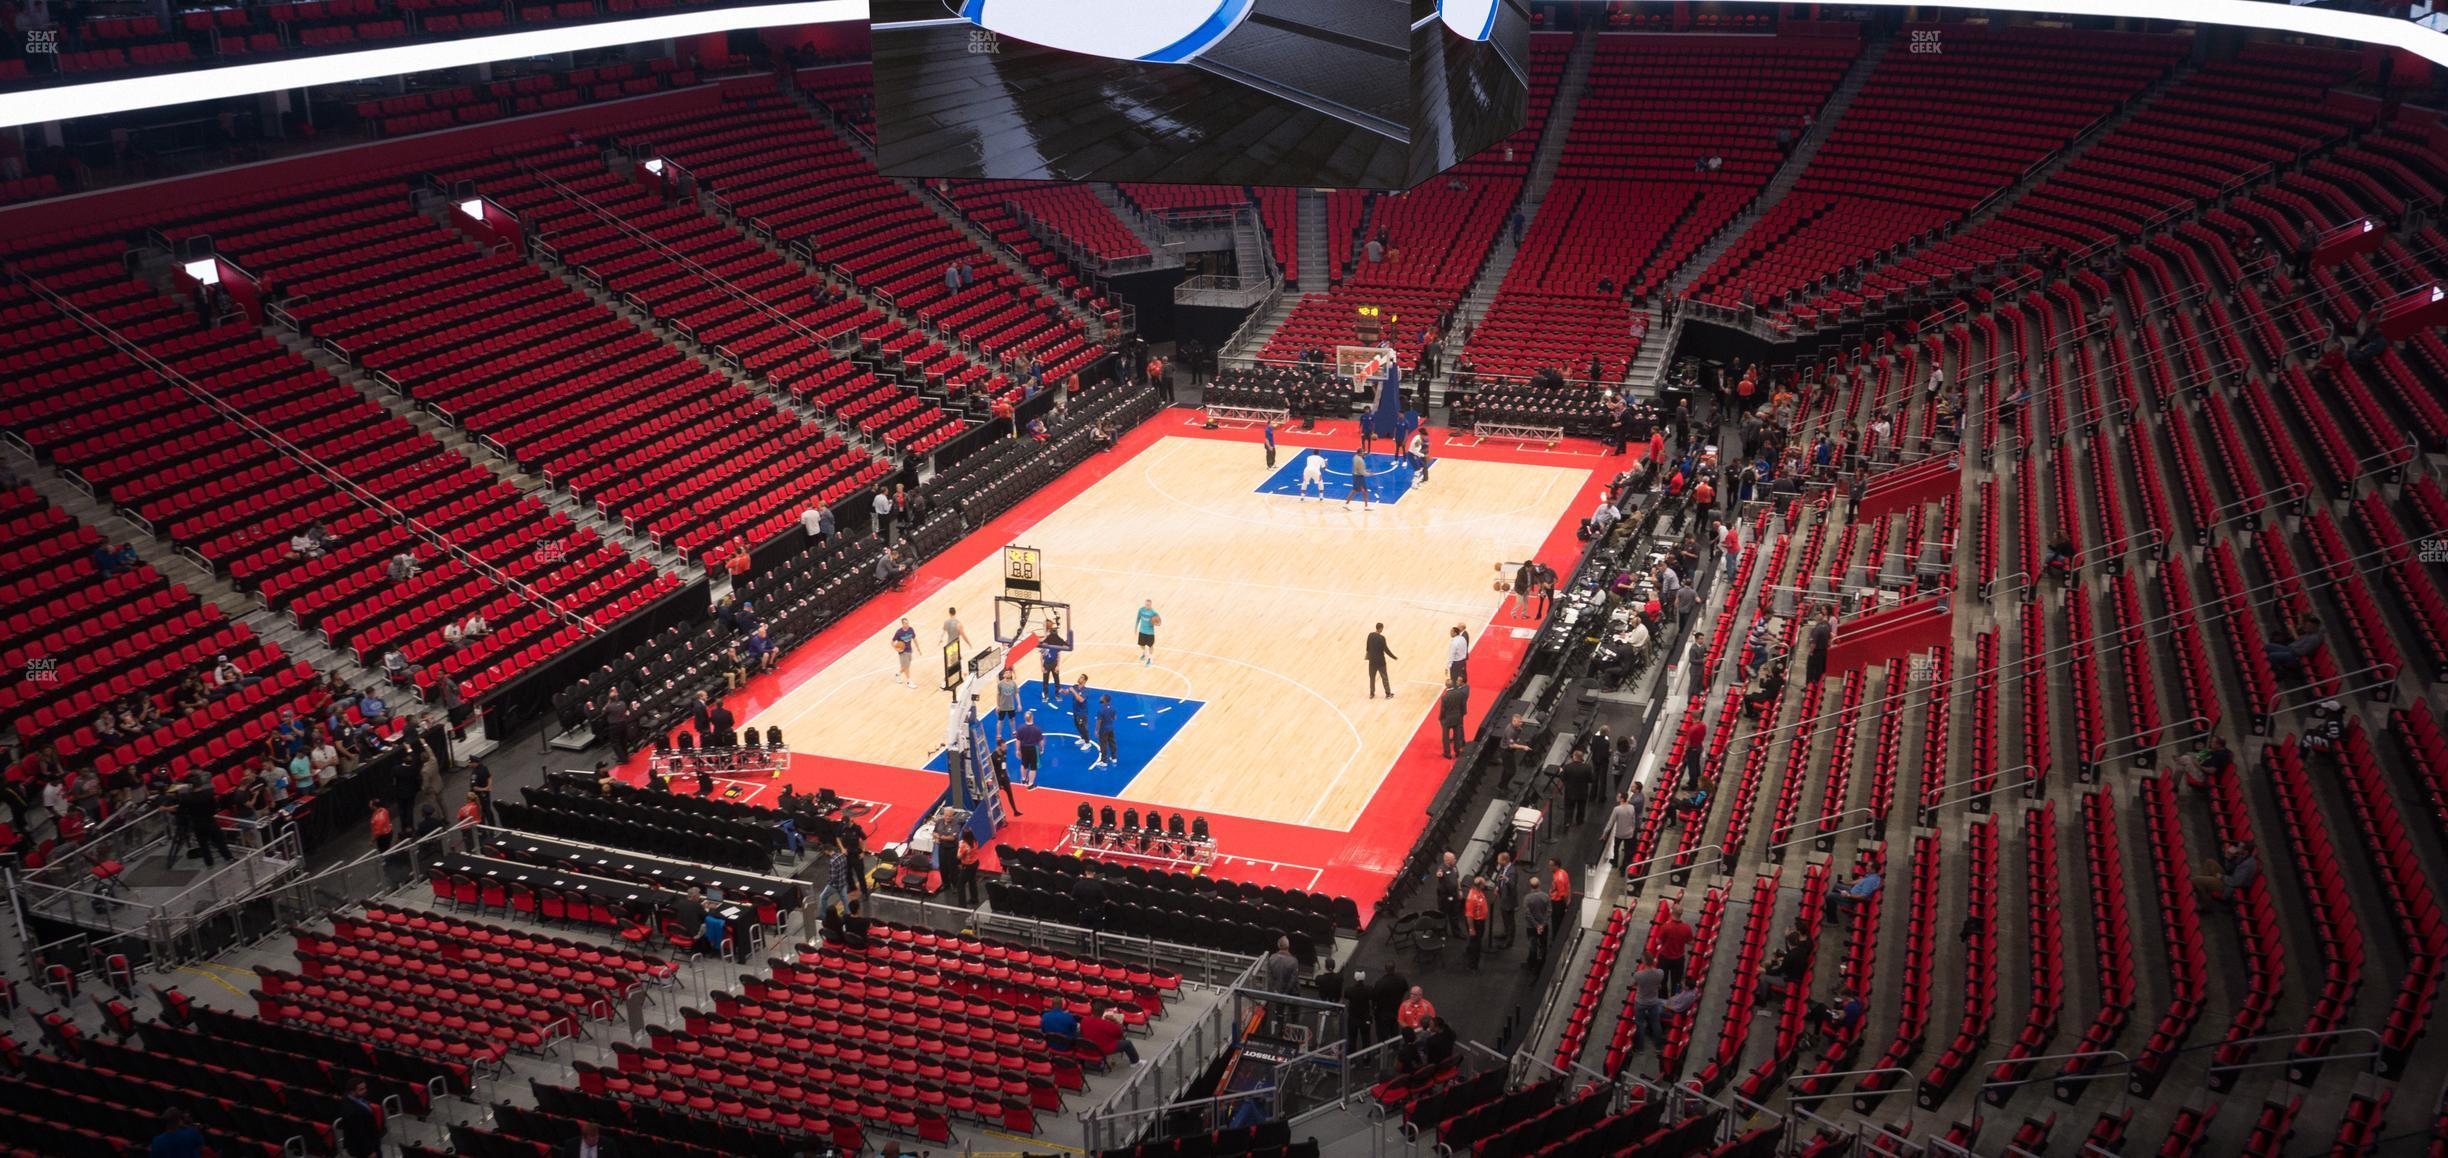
[
  {"x1": 1039, "y1": 617, "x2": 1065, "y2": 691},
  {"x1": 1300, "y1": 451, "x2": 1327, "y2": 500},
  {"x1": 1066, "y1": 673, "x2": 1095, "y2": 751},
  {"x1": 1345, "y1": 453, "x2": 1374, "y2": 510},
  {"x1": 890, "y1": 618, "x2": 917, "y2": 687},
  {"x1": 1135, "y1": 600, "x2": 1161, "y2": 666},
  {"x1": 995, "y1": 667, "x2": 1020, "y2": 743}
]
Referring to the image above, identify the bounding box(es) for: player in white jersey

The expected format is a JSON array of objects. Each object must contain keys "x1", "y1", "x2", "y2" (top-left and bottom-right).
[{"x1": 1300, "y1": 451, "x2": 1328, "y2": 500}]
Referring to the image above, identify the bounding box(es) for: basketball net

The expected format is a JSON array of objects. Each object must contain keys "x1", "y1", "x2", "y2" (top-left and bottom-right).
[{"x1": 1334, "y1": 344, "x2": 1398, "y2": 384}]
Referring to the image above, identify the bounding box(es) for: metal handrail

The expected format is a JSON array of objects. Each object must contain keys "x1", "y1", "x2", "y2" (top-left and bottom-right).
[
  {"x1": 2074, "y1": 526, "x2": 2166, "y2": 573},
  {"x1": 1767, "y1": 806, "x2": 1878, "y2": 854},
  {"x1": 2349, "y1": 439, "x2": 2422, "y2": 485},
  {"x1": 1980, "y1": 571, "x2": 2030, "y2": 602},
  {"x1": 1977, "y1": 1047, "x2": 2131, "y2": 1099},
  {"x1": 1917, "y1": 764, "x2": 2038, "y2": 825},
  {"x1": 10, "y1": 269, "x2": 601, "y2": 633},
  {"x1": 1623, "y1": 843, "x2": 1724, "y2": 891},
  {"x1": 2265, "y1": 661, "x2": 2400, "y2": 717},
  {"x1": 2199, "y1": 1026, "x2": 2386, "y2": 1079},
  {"x1": 2087, "y1": 715, "x2": 2207, "y2": 770},
  {"x1": 2204, "y1": 479, "x2": 2309, "y2": 533}
]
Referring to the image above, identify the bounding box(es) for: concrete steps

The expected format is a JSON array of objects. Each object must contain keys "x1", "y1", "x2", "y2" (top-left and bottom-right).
[
  {"x1": 1450, "y1": 29, "x2": 1598, "y2": 344},
  {"x1": 1663, "y1": 33, "x2": 1890, "y2": 299}
]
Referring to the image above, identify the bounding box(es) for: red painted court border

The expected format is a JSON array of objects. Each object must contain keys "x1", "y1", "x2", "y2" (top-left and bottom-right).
[{"x1": 612, "y1": 408, "x2": 1639, "y2": 917}]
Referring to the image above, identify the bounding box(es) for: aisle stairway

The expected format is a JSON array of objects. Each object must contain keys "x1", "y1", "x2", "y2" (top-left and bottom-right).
[
  {"x1": 1663, "y1": 34, "x2": 1890, "y2": 298},
  {"x1": 1450, "y1": 29, "x2": 1599, "y2": 343}
]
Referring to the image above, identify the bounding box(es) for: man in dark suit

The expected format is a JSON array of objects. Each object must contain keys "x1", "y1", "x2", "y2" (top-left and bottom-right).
[
  {"x1": 1437, "y1": 676, "x2": 1469, "y2": 757},
  {"x1": 706, "y1": 700, "x2": 736, "y2": 747},
  {"x1": 556, "y1": 1120, "x2": 622, "y2": 1157},
  {"x1": 337, "y1": 1079, "x2": 383, "y2": 1157},
  {"x1": 1365, "y1": 623, "x2": 1399, "y2": 699},
  {"x1": 1371, "y1": 963, "x2": 1408, "y2": 1044}
]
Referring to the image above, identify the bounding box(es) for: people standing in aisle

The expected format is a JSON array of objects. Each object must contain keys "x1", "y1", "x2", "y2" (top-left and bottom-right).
[
  {"x1": 1605, "y1": 791, "x2": 1644, "y2": 869},
  {"x1": 1134, "y1": 600, "x2": 1161, "y2": 666},
  {"x1": 1366, "y1": 622, "x2": 1399, "y2": 698},
  {"x1": 1448, "y1": 624, "x2": 1471, "y2": 681},
  {"x1": 1490, "y1": 851, "x2": 1518, "y2": 948},
  {"x1": 1652, "y1": 904, "x2": 1694, "y2": 990},
  {"x1": 1435, "y1": 850, "x2": 1463, "y2": 936},
  {"x1": 1560, "y1": 747, "x2": 1594, "y2": 826},
  {"x1": 1521, "y1": 880, "x2": 1552, "y2": 968},
  {"x1": 1462, "y1": 876, "x2": 1490, "y2": 969},
  {"x1": 873, "y1": 488, "x2": 895, "y2": 542}
]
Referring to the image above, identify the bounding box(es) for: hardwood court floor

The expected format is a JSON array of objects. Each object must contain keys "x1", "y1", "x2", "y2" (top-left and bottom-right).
[{"x1": 745, "y1": 430, "x2": 1593, "y2": 831}]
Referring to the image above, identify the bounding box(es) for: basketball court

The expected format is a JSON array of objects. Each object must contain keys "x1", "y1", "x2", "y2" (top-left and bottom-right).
[{"x1": 671, "y1": 414, "x2": 1625, "y2": 908}]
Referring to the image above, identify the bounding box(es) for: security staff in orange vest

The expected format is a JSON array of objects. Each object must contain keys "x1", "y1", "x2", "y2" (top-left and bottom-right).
[{"x1": 1463, "y1": 877, "x2": 1491, "y2": 969}]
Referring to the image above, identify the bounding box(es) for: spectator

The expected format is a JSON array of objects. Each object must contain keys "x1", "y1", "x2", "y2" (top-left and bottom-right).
[
  {"x1": 1758, "y1": 929, "x2": 1813, "y2": 1004},
  {"x1": 149, "y1": 1108, "x2": 208, "y2": 1158},
  {"x1": 1806, "y1": 987, "x2": 1866, "y2": 1046},
  {"x1": 1627, "y1": 954, "x2": 1667, "y2": 1051},
  {"x1": 556, "y1": 1120, "x2": 621, "y2": 1158},
  {"x1": 1040, "y1": 999, "x2": 1082, "y2": 1049},
  {"x1": 2264, "y1": 613, "x2": 2326, "y2": 681},
  {"x1": 2173, "y1": 734, "x2": 2233, "y2": 789},
  {"x1": 211, "y1": 653, "x2": 245, "y2": 689},
  {"x1": 1604, "y1": 791, "x2": 1643, "y2": 870},
  {"x1": 2192, "y1": 841, "x2": 2259, "y2": 906},
  {"x1": 1396, "y1": 986, "x2": 1434, "y2": 1035},
  {"x1": 288, "y1": 525, "x2": 326, "y2": 559},
  {"x1": 386, "y1": 551, "x2": 419, "y2": 583},
  {"x1": 337, "y1": 1078, "x2": 383, "y2": 1157},
  {"x1": 1079, "y1": 1000, "x2": 1142, "y2": 1066},
  {"x1": 1826, "y1": 870, "x2": 1882, "y2": 925}
]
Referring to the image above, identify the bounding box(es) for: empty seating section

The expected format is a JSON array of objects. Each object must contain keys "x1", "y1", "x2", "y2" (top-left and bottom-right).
[
  {"x1": 615, "y1": 93, "x2": 1099, "y2": 393},
  {"x1": 938, "y1": 181, "x2": 1121, "y2": 317},
  {"x1": 994, "y1": 845, "x2": 1358, "y2": 953},
  {"x1": 202, "y1": 157, "x2": 883, "y2": 570},
  {"x1": 1690, "y1": 27, "x2": 2182, "y2": 313},
  {"x1": 1256, "y1": 35, "x2": 1567, "y2": 369},
  {"x1": 958, "y1": 181, "x2": 1150, "y2": 265},
  {"x1": 1559, "y1": 34, "x2": 1854, "y2": 291},
  {"x1": 1786, "y1": 46, "x2": 2364, "y2": 328},
  {"x1": 0, "y1": 252, "x2": 672, "y2": 702},
  {"x1": 353, "y1": 61, "x2": 700, "y2": 137}
]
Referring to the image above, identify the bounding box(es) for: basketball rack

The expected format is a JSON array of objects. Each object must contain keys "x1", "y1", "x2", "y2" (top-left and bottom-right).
[
  {"x1": 647, "y1": 744, "x2": 784, "y2": 783},
  {"x1": 1199, "y1": 402, "x2": 1289, "y2": 429},
  {"x1": 1469, "y1": 419, "x2": 1565, "y2": 448},
  {"x1": 1065, "y1": 821, "x2": 1217, "y2": 870}
]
